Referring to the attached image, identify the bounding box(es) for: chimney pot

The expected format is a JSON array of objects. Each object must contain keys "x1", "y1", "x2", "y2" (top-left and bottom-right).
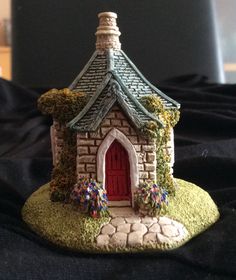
[{"x1": 95, "y1": 12, "x2": 121, "y2": 51}]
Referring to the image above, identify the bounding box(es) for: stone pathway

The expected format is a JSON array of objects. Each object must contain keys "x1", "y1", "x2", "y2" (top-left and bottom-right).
[{"x1": 96, "y1": 208, "x2": 188, "y2": 248}]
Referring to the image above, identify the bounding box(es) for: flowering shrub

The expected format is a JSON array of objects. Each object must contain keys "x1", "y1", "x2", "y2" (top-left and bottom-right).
[
  {"x1": 134, "y1": 182, "x2": 168, "y2": 216},
  {"x1": 70, "y1": 177, "x2": 108, "y2": 218}
]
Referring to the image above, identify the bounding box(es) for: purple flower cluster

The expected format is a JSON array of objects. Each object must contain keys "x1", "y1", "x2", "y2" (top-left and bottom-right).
[
  {"x1": 70, "y1": 177, "x2": 108, "y2": 218},
  {"x1": 134, "y1": 183, "x2": 168, "y2": 216}
]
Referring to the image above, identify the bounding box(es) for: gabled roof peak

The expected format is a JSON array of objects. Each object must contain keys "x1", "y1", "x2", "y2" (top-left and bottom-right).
[{"x1": 67, "y1": 72, "x2": 164, "y2": 132}]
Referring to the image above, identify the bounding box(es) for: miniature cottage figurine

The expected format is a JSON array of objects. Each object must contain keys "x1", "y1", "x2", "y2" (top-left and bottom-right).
[
  {"x1": 49, "y1": 12, "x2": 180, "y2": 207},
  {"x1": 22, "y1": 12, "x2": 219, "y2": 253}
]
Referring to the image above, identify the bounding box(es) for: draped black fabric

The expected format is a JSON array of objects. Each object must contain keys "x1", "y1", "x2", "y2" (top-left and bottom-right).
[{"x1": 0, "y1": 76, "x2": 236, "y2": 279}]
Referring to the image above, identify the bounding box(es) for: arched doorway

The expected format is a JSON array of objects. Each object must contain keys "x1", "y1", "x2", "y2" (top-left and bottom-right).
[
  {"x1": 97, "y1": 128, "x2": 139, "y2": 206},
  {"x1": 105, "y1": 140, "x2": 131, "y2": 201}
]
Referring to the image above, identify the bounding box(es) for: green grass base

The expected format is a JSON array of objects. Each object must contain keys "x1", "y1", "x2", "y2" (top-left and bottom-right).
[{"x1": 22, "y1": 178, "x2": 220, "y2": 253}]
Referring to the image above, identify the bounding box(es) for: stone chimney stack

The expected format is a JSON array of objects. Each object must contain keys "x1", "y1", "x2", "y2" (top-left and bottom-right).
[{"x1": 95, "y1": 12, "x2": 121, "y2": 51}]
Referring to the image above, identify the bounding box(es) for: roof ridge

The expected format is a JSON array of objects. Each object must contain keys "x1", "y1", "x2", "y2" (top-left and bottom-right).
[{"x1": 107, "y1": 49, "x2": 114, "y2": 72}]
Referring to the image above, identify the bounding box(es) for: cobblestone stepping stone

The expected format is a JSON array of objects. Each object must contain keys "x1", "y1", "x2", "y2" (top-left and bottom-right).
[
  {"x1": 101, "y1": 224, "x2": 116, "y2": 235},
  {"x1": 125, "y1": 216, "x2": 141, "y2": 224},
  {"x1": 157, "y1": 233, "x2": 171, "y2": 244},
  {"x1": 131, "y1": 223, "x2": 148, "y2": 234},
  {"x1": 97, "y1": 234, "x2": 110, "y2": 247},
  {"x1": 149, "y1": 223, "x2": 161, "y2": 233},
  {"x1": 143, "y1": 233, "x2": 157, "y2": 245},
  {"x1": 141, "y1": 216, "x2": 157, "y2": 225},
  {"x1": 110, "y1": 232, "x2": 127, "y2": 247},
  {"x1": 162, "y1": 224, "x2": 179, "y2": 237},
  {"x1": 111, "y1": 217, "x2": 125, "y2": 227},
  {"x1": 117, "y1": 223, "x2": 131, "y2": 233},
  {"x1": 96, "y1": 209, "x2": 189, "y2": 248},
  {"x1": 128, "y1": 231, "x2": 143, "y2": 246}
]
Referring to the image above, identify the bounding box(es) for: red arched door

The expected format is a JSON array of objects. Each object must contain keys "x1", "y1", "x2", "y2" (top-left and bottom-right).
[{"x1": 105, "y1": 140, "x2": 131, "y2": 201}]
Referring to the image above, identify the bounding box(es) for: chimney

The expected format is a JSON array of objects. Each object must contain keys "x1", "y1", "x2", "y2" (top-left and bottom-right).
[{"x1": 95, "y1": 12, "x2": 121, "y2": 51}]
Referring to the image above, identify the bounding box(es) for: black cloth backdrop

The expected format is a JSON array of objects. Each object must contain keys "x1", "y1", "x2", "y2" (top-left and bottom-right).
[{"x1": 0, "y1": 76, "x2": 236, "y2": 279}]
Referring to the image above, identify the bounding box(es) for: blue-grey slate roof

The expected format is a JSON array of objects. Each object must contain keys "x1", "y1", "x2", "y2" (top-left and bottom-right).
[
  {"x1": 69, "y1": 52, "x2": 107, "y2": 97},
  {"x1": 67, "y1": 49, "x2": 180, "y2": 132},
  {"x1": 68, "y1": 73, "x2": 163, "y2": 131}
]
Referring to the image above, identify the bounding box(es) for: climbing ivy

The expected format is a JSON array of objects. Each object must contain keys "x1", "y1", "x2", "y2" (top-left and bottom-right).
[
  {"x1": 50, "y1": 129, "x2": 77, "y2": 202},
  {"x1": 139, "y1": 95, "x2": 180, "y2": 194},
  {"x1": 141, "y1": 121, "x2": 161, "y2": 139},
  {"x1": 38, "y1": 88, "x2": 88, "y2": 202}
]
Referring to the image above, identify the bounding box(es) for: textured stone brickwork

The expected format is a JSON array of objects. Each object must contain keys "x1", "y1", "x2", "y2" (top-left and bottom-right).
[
  {"x1": 95, "y1": 12, "x2": 121, "y2": 51},
  {"x1": 76, "y1": 105, "x2": 158, "y2": 184},
  {"x1": 51, "y1": 121, "x2": 65, "y2": 166}
]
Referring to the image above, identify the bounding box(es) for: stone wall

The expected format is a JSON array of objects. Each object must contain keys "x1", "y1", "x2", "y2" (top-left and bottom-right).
[
  {"x1": 166, "y1": 128, "x2": 175, "y2": 175},
  {"x1": 76, "y1": 105, "x2": 157, "y2": 185},
  {"x1": 50, "y1": 120, "x2": 65, "y2": 166}
]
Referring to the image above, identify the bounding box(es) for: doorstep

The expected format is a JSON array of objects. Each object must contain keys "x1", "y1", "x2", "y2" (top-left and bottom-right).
[
  {"x1": 109, "y1": 206, "x2": 137, "y2": 218},
  {"x1": 108, "y1": 200, "x2": 131, "y2": 207}
]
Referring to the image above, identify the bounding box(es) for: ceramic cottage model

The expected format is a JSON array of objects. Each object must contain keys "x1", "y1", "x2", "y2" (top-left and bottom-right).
[
  {"x1": 52, "y1": 12, "x2": 179, "y2": 207},
  {"x1": 22, "y1": 12, "x2": 219, "y2": 253}
]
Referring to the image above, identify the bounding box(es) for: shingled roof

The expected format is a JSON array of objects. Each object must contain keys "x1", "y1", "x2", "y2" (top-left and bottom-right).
[
  {"x1": 67, "y1": 12, "x2": 180, "y2": 132},
  {"x1": 69, "y1": 49, "x2": 180, "y2": 109},
  {"x1": 67, "y1": 69, "x2": 164, "y2": 131},
  {"x1": 67, "y1": 49, "x2": 180, "y2": 132},
  {"x1": 69, "y1": 51, "x2": 107, "y2": 97}
]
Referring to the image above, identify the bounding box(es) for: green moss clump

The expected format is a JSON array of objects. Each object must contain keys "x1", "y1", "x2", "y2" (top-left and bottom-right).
[
  {"x1": 38, "y1": 88, "x2": 88, "y2": 123},
  {"x1": 139, "y1": 95, "x2": 180, "y2": 194},
  {"x1": 139, "y1": 94, "x2": 164, "y2": 114},
  {"x1": 141, "y1": 121, "x2": 161, "y2": 139}
]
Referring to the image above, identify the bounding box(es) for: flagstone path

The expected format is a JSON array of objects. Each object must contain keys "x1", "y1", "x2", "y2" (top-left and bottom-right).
[{"x1": 96, "y1": 208, "x2": 189, "y2": 248}]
